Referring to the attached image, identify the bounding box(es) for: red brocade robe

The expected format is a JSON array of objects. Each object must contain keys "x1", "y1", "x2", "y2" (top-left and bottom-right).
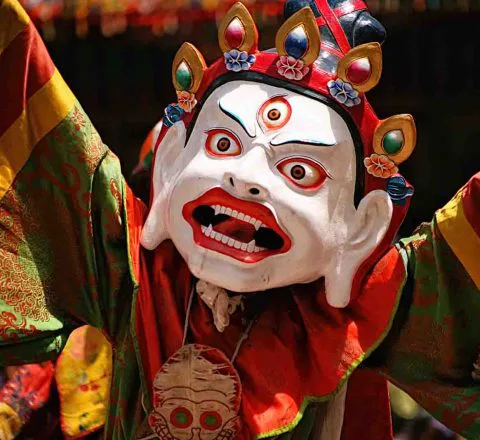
[{"x1": 1, "y1": 1, "x2": 480, "y2": 439}]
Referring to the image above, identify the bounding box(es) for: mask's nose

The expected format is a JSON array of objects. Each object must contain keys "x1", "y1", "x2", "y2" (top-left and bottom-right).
[
  {"x1": 190, "y1": 427, "x2": 201, "y2": 440},
  {"x1": 223, "y1": 173, "x2": 267, "y2": 200},
  {"x1": 222, "y1": 147, "x2": 270, "y2": 200}
]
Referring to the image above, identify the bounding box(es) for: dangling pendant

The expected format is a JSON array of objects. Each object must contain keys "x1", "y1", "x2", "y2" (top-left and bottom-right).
[{"x1": 148, "y1": 344, "x2": 242, "y2": 439}]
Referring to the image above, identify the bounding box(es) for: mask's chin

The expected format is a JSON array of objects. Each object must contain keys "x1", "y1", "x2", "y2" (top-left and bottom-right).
[{"x1": 181, "y1": 187, "x2": 292, "y2": 265}]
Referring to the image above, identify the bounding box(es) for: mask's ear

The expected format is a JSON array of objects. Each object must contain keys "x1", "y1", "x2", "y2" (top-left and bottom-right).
[
  {"x1": 325, "y1": 190, "x2": 393, "y2": 307},
  {"x1": 141, "y1": 122, "x2": 187, "y2": 250}
]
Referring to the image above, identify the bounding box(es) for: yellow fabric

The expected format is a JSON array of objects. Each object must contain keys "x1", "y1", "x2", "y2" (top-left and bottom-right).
[
  {"x1": 0, "y1": 69, "x2": 75, "y2": 200},
  {"x1": 0, "y1": 402, "x2": 22, "y2": 440},
  {"x1": 0, "y1": 0, "x2": 30, "y2": 56},
  {"x1": 55, "y1": 326, "x2": 112, "y2": 439},
  {"x1": 436, "y1": 189, "x2": 480, "y2": 289}
]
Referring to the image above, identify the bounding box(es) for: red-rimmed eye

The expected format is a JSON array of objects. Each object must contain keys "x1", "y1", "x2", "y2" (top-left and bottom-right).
[
  {"x1": 259, "y1": 96, "x2": 292, "y2": 131},
  {"x1": 205, "y1": 129, "x2": 242, "y2": 157},
  {"x1": 199, "y1": 411, "x2": 222, "y2": 431},
  {"x1": 277, "y1": 157, "x2": 328, "y2": 190},
  {"x1": 170, "y1": 406, "x2": 193, "y2": 429}
]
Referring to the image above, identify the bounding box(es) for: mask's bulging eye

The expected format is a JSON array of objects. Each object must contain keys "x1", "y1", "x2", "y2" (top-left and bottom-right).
[
  {"x1": 200, "y1": 411, "x2": 222, "y2": 431},
  {"x1": 205, "y1": 129, "x2": 242, "y2": 157},
  {"x1": 259, "y1": 96, "x2": 292, "y2": 130},
  {"x1": 277, "y1": 157, "x2": 328, "y2": 190},
  {"x1": 170, "y1": 406, "x2": 193, "y2": 429}
]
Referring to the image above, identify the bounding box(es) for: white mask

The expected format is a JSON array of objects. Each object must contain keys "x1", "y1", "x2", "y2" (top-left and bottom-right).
[{"x1": 141, "y1": 80, "x2": 392, "y2": 307}]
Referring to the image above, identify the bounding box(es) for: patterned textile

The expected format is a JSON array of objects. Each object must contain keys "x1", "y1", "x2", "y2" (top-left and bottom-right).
[
  {"x1": 0, "y1": 362, "x2": 55, "y2": 428},
  {"x1": 55, "y1": 325, "x2": 112, "y2": 439},
  {"x1": 0, "y1": 0, "x2": 480, "y2": 439},
  {"x1": 372, "y1": 173, "x2": 480, "y2": 440}
]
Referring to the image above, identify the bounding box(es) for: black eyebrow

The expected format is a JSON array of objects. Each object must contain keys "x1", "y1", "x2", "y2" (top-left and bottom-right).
[
  {"x1": 269, "y1": 139, "x2": 337, "y2": 147},
  {"x1": 218, "y1": 100, "x2": 255, "y2": 138}
]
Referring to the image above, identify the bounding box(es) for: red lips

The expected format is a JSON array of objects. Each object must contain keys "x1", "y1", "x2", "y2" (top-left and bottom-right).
[{"x1": 182, "y1": 188, "x2": 291, "y2": 263}]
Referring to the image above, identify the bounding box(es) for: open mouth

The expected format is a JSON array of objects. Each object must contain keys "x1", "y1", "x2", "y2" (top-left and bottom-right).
[{"x1": 182, "y1": 188, "x2": 291, "y2": 263}]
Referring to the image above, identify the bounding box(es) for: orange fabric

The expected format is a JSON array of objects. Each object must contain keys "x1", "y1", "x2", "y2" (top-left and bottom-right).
[
  {"x1": 0, "y1": 0, "x2": 30, "y2": 55},
  {"x1": 0, "y1": 20, "x2": 55, "y2": 136},
  {"x1": 138, "y1": 128, "x2": 154, "y2": 163},
  {"x1": 133, "y1": 239, "x2": 405, "y2": 438},
  {"x1": 462, "y1": 172, "x2": 480, "y2": 238}
]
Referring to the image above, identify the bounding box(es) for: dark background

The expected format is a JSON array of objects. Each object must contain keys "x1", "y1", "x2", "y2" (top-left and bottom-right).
[{"x1": 43, "y1": 10, "x2": 480, "y2": 237}]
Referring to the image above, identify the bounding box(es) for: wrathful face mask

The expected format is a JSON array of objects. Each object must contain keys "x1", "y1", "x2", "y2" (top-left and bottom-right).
[{"x1": 141, "y1": 80, "x2": 393, "y2": 307}]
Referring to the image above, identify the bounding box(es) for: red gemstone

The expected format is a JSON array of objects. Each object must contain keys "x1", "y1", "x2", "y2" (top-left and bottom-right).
[
  {"x1": 225, "y1": 17, "x2": 245, "y2": 49},
  {"x1": 346, "y1": 58, "x2": 371, "y2": 84}
]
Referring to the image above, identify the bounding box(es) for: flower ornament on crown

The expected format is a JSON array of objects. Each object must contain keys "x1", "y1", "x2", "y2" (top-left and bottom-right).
[
  {"x1": 167, "y1": 2, "x2": 417, "y2": 189},
  {"x1": 275, "y1": 7, "x2": 321, "y2": 81},
  {"x1": 218, "y1": 3, "x2": 258, "y2": 72}
]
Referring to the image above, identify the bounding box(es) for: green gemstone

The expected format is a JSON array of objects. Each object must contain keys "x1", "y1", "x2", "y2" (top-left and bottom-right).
[
  {"x1": 175, "y1": 411, "x2": 188, "y2": 425},
  {"x1": 176, "y1": 61, "x2": 192, "y2": 91},
  {"x1": 205, "y1": 415, "x2": 218, "y2": 426},
  {"x1": 383, "y1": 129, "x2": 404, "y2": 154}
]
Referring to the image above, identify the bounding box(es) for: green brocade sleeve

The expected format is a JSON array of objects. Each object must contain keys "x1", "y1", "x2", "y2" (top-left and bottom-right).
[
  {"x1": 371, "y1": 174, "x2": 480, "y2": 438},
  {"x1": 0, "y1": 103, "x2": 136, "y2": 365}
]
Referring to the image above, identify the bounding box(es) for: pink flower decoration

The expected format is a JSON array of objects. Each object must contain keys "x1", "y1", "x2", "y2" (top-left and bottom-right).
[
  {"x1": 364, "y1": 154, "x2": 398, "y2": 179},
  {"x1": 176, "y1": 90, "x2": 197, "y2": 113},
  {"x1": 276, "y1": 55, "x2": 309, "y2": 81}
]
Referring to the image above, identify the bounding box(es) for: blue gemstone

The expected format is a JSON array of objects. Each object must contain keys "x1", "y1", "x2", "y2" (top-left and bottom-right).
[
  {"x1": 285, "y1": 25, "x2": 308, "y2": 59},
  {"x1": 387, "y1": 176, "x2": 414, "y2": 205}
]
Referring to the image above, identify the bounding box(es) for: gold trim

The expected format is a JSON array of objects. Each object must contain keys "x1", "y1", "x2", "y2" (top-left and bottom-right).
[
  {"x1": 0, "y1": 0, "x2": 31, "y2": 56},
  {"x1": 0, "y1": 69, "x2": 75, "y2": 200},
  {"x1": 373, "y1": 114, "x2": 417, "y2": 165},
  {"x1": 172, "y1": 42, "x2": 206, "y2": 94},
  {"x1": 437, "y1": 190, "x2": 480, "y2": 289},
  {"x1": 218, "y1": 2, "x2": 258, "y2": 53},
  {"x1": 337, "y1": 42, "x2": 382, "y2": 93},
  {"x1": 275, "y1": 6, "x2": 321, "y2": 66}
]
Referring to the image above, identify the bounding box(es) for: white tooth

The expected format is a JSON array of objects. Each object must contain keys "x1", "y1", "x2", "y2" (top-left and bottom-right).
[
  {"x1": 206, "y1": 224, "x2": 213, "y2": 237},
  {"x1": 249, "y1": 217, "x2": 256, "y2": 225},
  {"x1": 254, "y1": 246, "x2": 260, "y2": 252},
  {"x1": 261, "y1": 223, "x2": 267, "y2": 228},
  {"x1": 247, "y1": 240, "x2": 255, "y2": 252},
  {"x1": 215, "y1": 232, "x2": 222, "y2": 241},
  {"x1": 225, "y1": 207, "x2": 232, "y2": 216},
  {"x1": 201, "y1": 225, "x2": 206, "y2": 233},
  {"x1": 215, "y1": 205, "x2": 221, "y2": 215},
  {"x1": 234, "y1": 240, "x2": 241, "y2": 249},
  {"x1": 220, "y1": 206, "x2": 226, "y2": 214},
  {"x1": 222, "y1": 235, "x2": 229, "y2": 244},
  {"x1": 231, "y1": 210, "x2": 238, "y2": 218},
  {"x1": 237, "y1": 213, "x2": 245, "y2": 221},
  {"x1": 228, "y1": 238, "x2": 235, "y2": 247},
  {"x1": 254, "y1": 220, "x2": 262, "y2": 230},
  {"x1": 244, "y1": 215, "x2": 251, "y2": 223},
  {"x1": 241, "y1": 243, "x2": 247, "y2": 251}
]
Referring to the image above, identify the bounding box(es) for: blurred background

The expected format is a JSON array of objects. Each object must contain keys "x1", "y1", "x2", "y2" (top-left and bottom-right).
[{"x1": 17, "y1": 0, "x2": 479, "y2": 438}]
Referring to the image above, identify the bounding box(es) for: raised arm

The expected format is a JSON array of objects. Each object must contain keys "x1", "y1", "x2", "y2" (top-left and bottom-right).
[
  {"x1": 0, "y1": 0, "x2": 140, "y2": 364},
  {"x1": 370, "y1": 172, "x2": 480, "y2": 438}
]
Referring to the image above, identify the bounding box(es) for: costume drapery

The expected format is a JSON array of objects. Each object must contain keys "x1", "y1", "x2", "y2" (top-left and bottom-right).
[{"x1": 0, "y1": 0, "x2": 480, "y2": 438}]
